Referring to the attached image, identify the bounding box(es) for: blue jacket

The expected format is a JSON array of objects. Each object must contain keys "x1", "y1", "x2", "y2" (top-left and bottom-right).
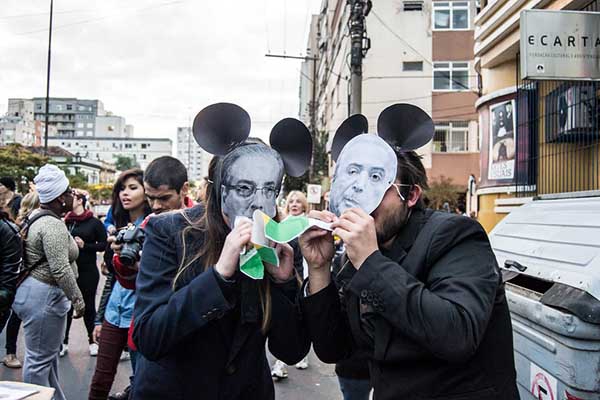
[{"x1": 132, "y1": 205, "x2": 310, "y2": 399}]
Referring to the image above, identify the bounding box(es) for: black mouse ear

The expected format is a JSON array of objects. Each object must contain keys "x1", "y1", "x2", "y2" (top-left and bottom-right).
[
  {"x1": 270, "y1": 118, "x2": 312, "y2": 177},
  {"x1": 377, "y1": 104, "x2": 434, "y2": 150},
  {"x1": 192, "y1": 103, "x2": 251, "y2": 155},
  {"x1": 331, "y1": 114, "x2": 369, "y2": 161}
]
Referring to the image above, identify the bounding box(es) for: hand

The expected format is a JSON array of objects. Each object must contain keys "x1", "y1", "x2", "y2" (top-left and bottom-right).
[
  {"x1": 332, "y1": 208, "x2": 378, "y2": 269},
  {"x1": 93, "y1": 325, "x2": 102, "y2": 344},
  {"x1": 215, "y1": 219, "x2": 253, "y2": 279},
  {"x1": 108, "y1": 235, "x2": 122, "y2": 255},
  {"x1": 100, "y1": 262, "x2": 109, "y2": 276},
  {"x1": 265, "y1": 243, "x2": 295, "y2": 283},
  {"x1": 299, "y1": 210, "x2": 336, "y2": 270},
  {"x1": 73, "y1": 301, "x2": 85, "y2": 319},
  {"x1": 74, "y1": 236, "x2": 84, "y2": 249}
]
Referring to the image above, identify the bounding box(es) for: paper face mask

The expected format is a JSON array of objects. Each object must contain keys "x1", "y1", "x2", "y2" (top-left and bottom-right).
[
  {"x1": 220, "y1": 145, "x2": 284, "y2": 222},
  {"x1": 329, "y1": 134, "x2": 398, "y2": 216}
]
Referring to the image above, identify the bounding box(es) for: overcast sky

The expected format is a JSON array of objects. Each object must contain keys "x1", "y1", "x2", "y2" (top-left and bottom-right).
[{"x1": 0, "y1": 0, "x2": 321, "y2": 151}]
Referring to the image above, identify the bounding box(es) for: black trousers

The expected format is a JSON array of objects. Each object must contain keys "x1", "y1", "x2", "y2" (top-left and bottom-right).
[
  {"x1": 64, "y1": 266, "x2": 100, "y2": 344},
  {"x1": 0, "y1": 310, "x2": 21, "y2": 354}
]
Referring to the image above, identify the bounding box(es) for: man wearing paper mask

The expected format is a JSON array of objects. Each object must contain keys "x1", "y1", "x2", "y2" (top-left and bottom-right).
[{"x1": 299, "y1": 104, "x2": 519, "y2": 400}]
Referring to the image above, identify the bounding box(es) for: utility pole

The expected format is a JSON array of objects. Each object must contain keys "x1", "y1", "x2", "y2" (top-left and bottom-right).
[
  {"x1": 348, "y1": 0, "x2": 371, "y2": 115},
  {"x1": 44, "y1": 0, "x2": 54, "y2": 155}
]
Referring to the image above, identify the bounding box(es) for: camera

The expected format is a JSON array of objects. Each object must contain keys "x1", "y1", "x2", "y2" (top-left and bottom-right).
[{"x1": 115, "y1": 225, "x2": 146, "y2": 266}]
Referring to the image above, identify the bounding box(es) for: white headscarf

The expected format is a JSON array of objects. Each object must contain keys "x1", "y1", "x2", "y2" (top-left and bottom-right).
[{"x1": 34, "y1": 164, "x2": 69, "y2": 204}]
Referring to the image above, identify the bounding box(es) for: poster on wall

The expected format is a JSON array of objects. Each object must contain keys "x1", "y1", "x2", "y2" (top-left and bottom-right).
[{"x1": 488, "y1": 100, "x2": 517, "y2": 181}]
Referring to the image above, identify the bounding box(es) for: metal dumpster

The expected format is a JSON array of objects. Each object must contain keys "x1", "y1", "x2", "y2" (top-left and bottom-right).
[{"x1": 489, "y1": 196, "x2": 600, "y2": 400}]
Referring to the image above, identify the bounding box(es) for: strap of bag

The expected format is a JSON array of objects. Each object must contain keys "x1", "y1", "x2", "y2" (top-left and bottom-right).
[{"x1": 18, "y1": 210, "x2": 62, "y2": 285}]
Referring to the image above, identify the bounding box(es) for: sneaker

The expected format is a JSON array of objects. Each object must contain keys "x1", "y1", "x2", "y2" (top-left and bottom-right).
[
  {"x1": 89, "y1": 343, "x2": 99, "y2": 357},
  {"x1": 295, "y1": 357, "x2": 309, "y2": 370},
  {"x1": 59, "y1": 344, "x2": 68, "y2": 357},
  {"x1": 108, "y1": 385, "x2": 131, "y2": 400},
  {"x1": 119, "y1": 350, "x2": 130, "y2": 361},
  {"x1": 271, "y1": 359, "x2": 288, "y2": 380},
  {"x1": 2, "y1": 354, "x2": 22, "y2": 369}
]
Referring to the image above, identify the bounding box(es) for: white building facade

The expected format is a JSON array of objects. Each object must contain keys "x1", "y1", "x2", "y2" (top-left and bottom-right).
[
  {"x1": 48, "y1": 136, "x2": 173, "y2": 170},
  {"x1": 176, "y1": 127, "x2": 211, "y2": 183},
  {"x1": 301, "y1": 0, "x2": 480, "y2": 194}
]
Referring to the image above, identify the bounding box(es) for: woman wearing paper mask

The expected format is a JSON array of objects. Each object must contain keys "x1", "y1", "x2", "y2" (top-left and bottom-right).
[{"x1": 131, "y1": 103, "x2": 312, "y2": 399}]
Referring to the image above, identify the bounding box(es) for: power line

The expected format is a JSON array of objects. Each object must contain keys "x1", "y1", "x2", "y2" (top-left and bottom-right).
[{"x1": 13, "y1": 1, "x2": 185, "y2": 36}]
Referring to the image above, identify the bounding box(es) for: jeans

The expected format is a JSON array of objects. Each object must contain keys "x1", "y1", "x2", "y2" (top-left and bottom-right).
[
  {"x1": 338, "y1": 377, "x2": 372, "y2": 400},
  {"x1": 12, "y1": 277, "x2": 70, "y2": 400},
  {"x1": 89, "y1": 320, "x2": 132, "y2": 400}
]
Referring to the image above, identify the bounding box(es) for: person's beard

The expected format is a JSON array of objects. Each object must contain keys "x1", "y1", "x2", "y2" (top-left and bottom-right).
[{"x1": 375, "y1": 204, "x2": 411, "y2": 245}]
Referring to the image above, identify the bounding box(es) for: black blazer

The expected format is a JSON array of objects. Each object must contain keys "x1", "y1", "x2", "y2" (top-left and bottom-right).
[
  {"x1": 301, "y1": 208, "x2": 519, "y2": 400},
  {"x1": 132, "y1": 205, "x2": 310, "y2": 400}
]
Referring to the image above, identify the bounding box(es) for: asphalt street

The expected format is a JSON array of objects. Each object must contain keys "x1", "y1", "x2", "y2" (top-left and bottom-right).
[{"x1": 0, "y1": 276, "x2": 342, "y2": 399}]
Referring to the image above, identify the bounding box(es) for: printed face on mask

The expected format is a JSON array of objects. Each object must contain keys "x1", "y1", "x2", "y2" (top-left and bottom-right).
[
  {"x1": 220, "y1": 147, "x2": 284, "y2": 224},
  {"x1": 329, "y1": 135, "x2": 397, "y2": 216}
]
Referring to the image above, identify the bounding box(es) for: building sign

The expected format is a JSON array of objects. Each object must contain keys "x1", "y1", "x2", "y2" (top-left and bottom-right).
[
  {"x1": 488, "y1": 100, "x2": 516, "y2": 181},
  {"x1": 520, "y1": 10, "x2": 600, "y2": 80},
  {"x1": 306, "y1": 184, "x2": 322, "y2": 204}
]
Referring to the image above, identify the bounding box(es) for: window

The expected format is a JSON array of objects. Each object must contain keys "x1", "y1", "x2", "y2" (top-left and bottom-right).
[
  {"x1": 433, "y1": 62, "x2": 469, "y2": 91},
  {"x1": 56, "y1": 105, "x2": 63, "y2": 111},
  {"x1": 433, "y1": 121, "x2": 469, "y2": 152},
  {"x1": 66, "y1": 104, "x2": 73, "y2": 110},
  {"x1": 403, "y1": 0, "x2": 423, "y2": 10},
  {"x1": 76, "y1": 130, "x2": 84, "y2": 136},
  {"x1": 125, "y1": 144, "x2": 132, "y2": 149},
  {"x1": 141, "y1": 143, "x2": 148, "y2": 149},
  {"x1": 403, "y1": 61, "x2": 423, "y2": 71},
  {"x1": 78, "y1": 105, "x2": 86, "y2": 111},
  {"x1": 86, "y1": 123, "x2": 93, "y2": 128},
  {"x1": 77, "y1": 123, "x2": 84, "y2": 128},
  {"x1": 86, "y1": 131, "x2": 93, "y2": 136},
  {"x1": 433, "y1": 2, "x2": 469, "y2": 30}
]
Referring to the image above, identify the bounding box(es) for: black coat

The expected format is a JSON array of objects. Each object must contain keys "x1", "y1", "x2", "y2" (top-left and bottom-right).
[
  {"x1": 301, "y1": 208, "x2": 519, "y2": 400},
  {"x1": 66, "y1": 214, "x2": 106, "y2": 284},
  {"x1": 132, "y1": 205, "x2": 310, "y2": 400},
  {"x1": 0, "y1": 218, "x2": 20, "y2": 313}
]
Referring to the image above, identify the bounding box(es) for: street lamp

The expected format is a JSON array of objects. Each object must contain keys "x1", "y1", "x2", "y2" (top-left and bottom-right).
[{"x1": 44, "y1": 0, "x2": 54, "y2": 156}]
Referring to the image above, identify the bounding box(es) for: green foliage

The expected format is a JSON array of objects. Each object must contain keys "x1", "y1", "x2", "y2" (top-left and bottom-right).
[
  {"x1": 64, "y1": 171, "x2": 90, "y2": 191},
  {"x1": 283, "y1": 172, "x2": 309, "y2": 194},
  {"x1": 89, "y1": 184, "x2": 113, "y2": 201},
  {"x1": 115, "y1": 155, "x2": 139, "y2": 171},
  {"x1": 0, "y1": 144, "x2": 48, "y2": 193},
  {"x1": 424, "y1": 175, "x2": 461, "y2": 210},
  {"x1": 311, "y1": 129, "x2": 329, "y2": 184}
]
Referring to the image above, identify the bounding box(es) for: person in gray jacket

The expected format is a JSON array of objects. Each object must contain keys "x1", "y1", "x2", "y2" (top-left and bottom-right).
[{"x1": 12, "y1": 165, "x2": 84, "y2": 400}]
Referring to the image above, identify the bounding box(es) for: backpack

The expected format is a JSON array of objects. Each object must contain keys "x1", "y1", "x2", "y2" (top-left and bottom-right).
[{"x1": 16, "y1": 210, "x2": 61, "y2": 287}]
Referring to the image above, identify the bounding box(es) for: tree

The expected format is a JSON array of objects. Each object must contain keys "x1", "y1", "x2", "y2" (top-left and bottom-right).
[
  {"x1": 89, "y1": 184, "x2": 113, "y2": 202},
  {"x1": 0, "y1": 144, "x2": 48, "y2": 193},
  {"x1": 424, "y1": 175, "x2": 461, "y2": 210},
  {"x1": 282, "y1": 129, "x2": 330, "y2": 197},
  {"x1": 115, "y1": 155, "x2": 139, "y2": 171},
  {"x1": 64, "y1": 171, "x2": 90, "y2": 191}
]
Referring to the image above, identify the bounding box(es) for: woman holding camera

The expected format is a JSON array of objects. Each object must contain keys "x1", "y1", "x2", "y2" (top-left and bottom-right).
[
  {"x1": 89, "y1": 169, "x2": 151, "y2": 400},
  {"x1": 62, "y1": 190, "x2": 107, "y2": 357}
]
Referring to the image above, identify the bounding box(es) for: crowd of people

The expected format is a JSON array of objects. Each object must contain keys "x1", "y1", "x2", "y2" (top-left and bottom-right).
[{"x1": 0, "y1": 101, "x2": 518, "y2": 400}]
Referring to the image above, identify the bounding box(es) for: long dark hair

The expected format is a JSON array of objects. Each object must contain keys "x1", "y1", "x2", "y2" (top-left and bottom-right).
[
  {"x1": 111, "y1": 168, "x2": 151, "y2": 229},
  {"x1": 175, "y1": 143, "x2": 283, "y2": 333}
]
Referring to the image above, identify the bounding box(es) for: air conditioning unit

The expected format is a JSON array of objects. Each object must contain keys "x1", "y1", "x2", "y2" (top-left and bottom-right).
[
  {"x1": 556, "y1": 86, "x2": 595, "y2": 137},
  {"x1": 544, "y1": 84, "x2": 598, "y2": 142}
]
